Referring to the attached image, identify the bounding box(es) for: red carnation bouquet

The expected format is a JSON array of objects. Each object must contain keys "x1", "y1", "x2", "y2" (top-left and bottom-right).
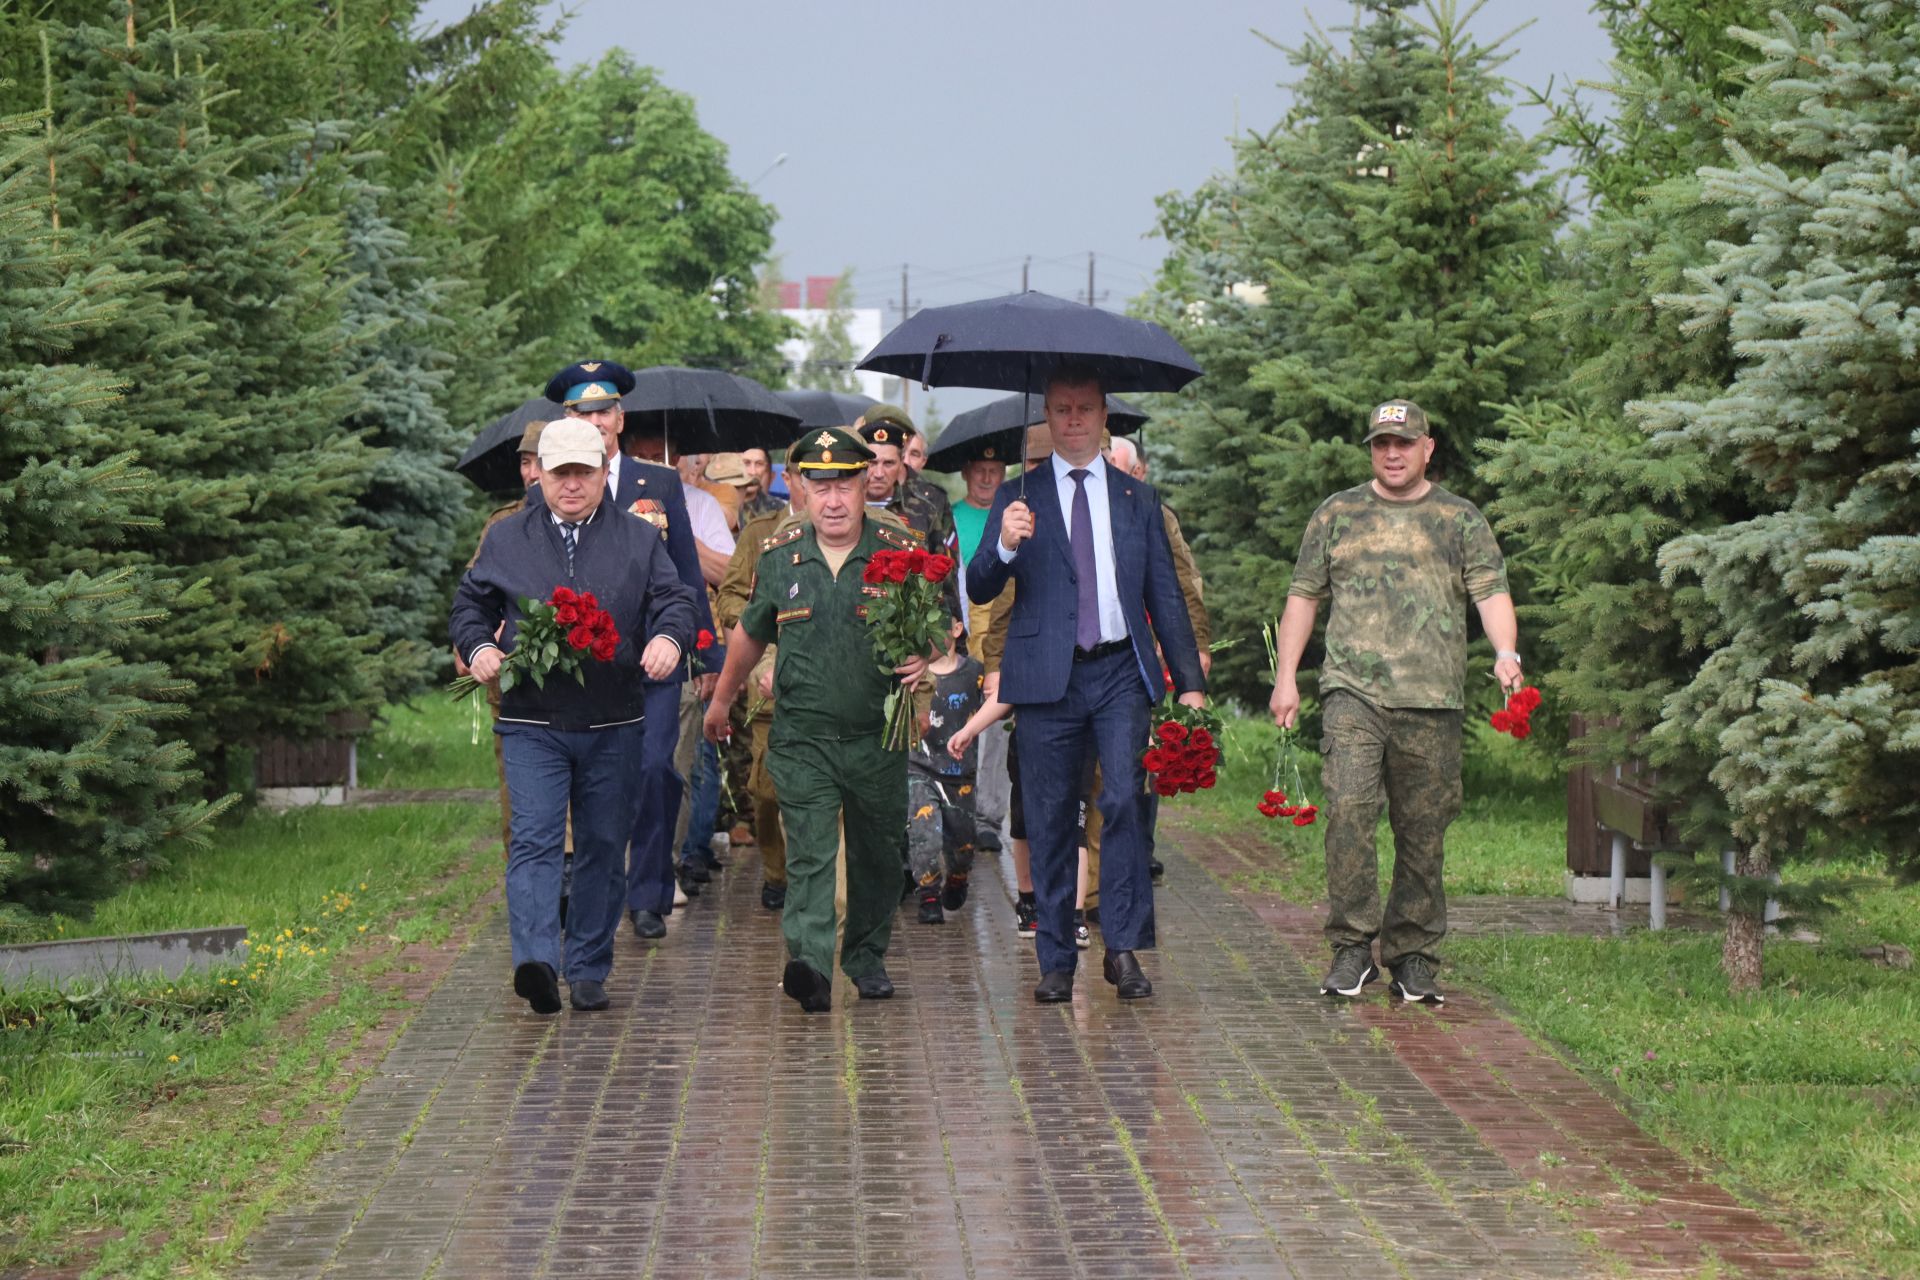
[
  {"x1": 449, "y1": 585, "x2": 620, "y2": 700},
  {"x1": 861, "y1": 547, "x2": 956, "y2": 750},
  {"x1": 1490, "y1": 685, "x2": 1542, "y2": 739},
  {"x1": 1258, "y1": 728, "x2": 1319, "y2": 827},
  {"x1": 1141, "y1": 702, "x2": 1223, "y2": 797}
]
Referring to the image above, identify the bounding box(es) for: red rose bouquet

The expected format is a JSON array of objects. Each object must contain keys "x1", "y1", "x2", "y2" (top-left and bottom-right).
[
  {"x1": 860, "y1": 547, "x2": 956, "y2": 750},
  {"x1": 1141, "y1": 701, "x2": 1223, "y2": 797},
  {"x1": 1490, "y1": 685, "x2": 1542, "y2": 739},
  {"x1": 449, "y1": 585, "x2": 620, "y2": 700},
  {"x1": 1257, "y1": 728, "x2": 1319, "y2": 827}
]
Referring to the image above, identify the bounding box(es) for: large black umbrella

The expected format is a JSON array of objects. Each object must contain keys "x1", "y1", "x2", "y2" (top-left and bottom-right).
[
  {"x1": 620, "y1": 367, "x2": 803, "y2": 457},
  {"x1": 774, "y1": 388, "x2": 879, "y2": 430},
  {"x1": 455, "y1": 396, "x2": 557, "y2": 494},
  {"x1": 924, "y1": 393, "x2": 1150, "y2": 473},
  {"x1": 856, "y1": 290, "x2": 1201, "y2": 395}
]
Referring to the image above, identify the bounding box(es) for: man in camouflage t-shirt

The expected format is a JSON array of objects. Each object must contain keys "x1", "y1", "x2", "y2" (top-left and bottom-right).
[{"x1": 1269, "y1": 400, "x2": 1523, "y2": 1004}]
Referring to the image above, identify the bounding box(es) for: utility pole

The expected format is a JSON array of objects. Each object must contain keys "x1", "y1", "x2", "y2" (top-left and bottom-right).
[
  {"x1": 1021, "y1": 256, "x2": 1030, "y2": 292},
  {"x1": 900, "y1": 263, "x2": 911, "y2": 416},
  {"x1": 1087, "y1": 252, "x2": 1096, "y2": 308}
]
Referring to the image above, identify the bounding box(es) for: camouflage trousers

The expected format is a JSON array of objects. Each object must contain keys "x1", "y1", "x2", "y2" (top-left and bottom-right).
[
  {"x1": 1319, "y1": 690, "x2": 1463, "y2": 968},
  {"x1": 906, "y1": 770, "x2": 978, "y2": 887}
]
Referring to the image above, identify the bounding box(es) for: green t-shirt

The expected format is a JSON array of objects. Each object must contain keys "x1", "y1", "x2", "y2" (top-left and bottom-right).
[
  {"x1": 1287, "y1": 482, "x2": 1508, "y2": 710},
  {"x1": 952, "y1": 500, "x2": 991, "y2": 567}
]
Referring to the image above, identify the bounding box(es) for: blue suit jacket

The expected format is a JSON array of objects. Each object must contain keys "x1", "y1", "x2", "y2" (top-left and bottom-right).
[
  {"x1": 526, "y1": 457, "x2": 718, "y2": 679},
  {"x1": 965, "y1": 466, "x2": 1205, "y2": 706}
]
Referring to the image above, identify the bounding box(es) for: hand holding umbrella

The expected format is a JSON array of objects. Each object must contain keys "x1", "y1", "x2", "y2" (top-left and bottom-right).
[{"x1": 1000, "y1": 499, "x2": 1036, "y2": 551}]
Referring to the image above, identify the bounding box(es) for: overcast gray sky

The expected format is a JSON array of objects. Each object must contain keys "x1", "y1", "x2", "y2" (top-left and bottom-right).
[{"x1": 421, "y1": 1, "x2": 1614, "y2": 408}]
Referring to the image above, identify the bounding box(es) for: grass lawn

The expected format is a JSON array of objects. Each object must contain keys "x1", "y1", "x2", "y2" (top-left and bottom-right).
[
  {"x1": 358, "y1": 694, "x2": 500, "y2": 790},
  {"x1": 1187, "y1": 712, "x2": 1920, "y2": 1278},
  {"x1": 0, "y1": 771, "x2": 500, "y2": 1276}
]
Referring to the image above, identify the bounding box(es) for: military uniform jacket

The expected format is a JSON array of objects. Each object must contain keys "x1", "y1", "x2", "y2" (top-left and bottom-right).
[{"x1": 740, "y1": 518, "x2": 922, "y2": 744}]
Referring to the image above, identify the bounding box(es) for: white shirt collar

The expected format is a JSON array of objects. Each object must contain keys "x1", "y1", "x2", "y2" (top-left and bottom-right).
[{"x1": 1050, "y1": 452, "x2": 1107, "y2": 485}]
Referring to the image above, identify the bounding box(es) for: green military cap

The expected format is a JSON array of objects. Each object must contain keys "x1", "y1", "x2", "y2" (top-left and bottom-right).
[
  {"x1": 791, "y1": 426, "x2": 874, "y2": 475},
  {"x1": 858, "y1": 402, "x2": 917, "y2": 442},
  {"x1": 517, "y1": 420, "x2": 549, "y2": 454},
  {"x1": 1363, "y1": 399, "x2": 1430, "y2": 442}
]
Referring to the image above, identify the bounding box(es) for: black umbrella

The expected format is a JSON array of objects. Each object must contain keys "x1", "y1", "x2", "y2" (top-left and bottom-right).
[
  {"x1": 620, "y1": 366, "x2": 803, "y2": 458},
  {"x1": 924, "y1": 394, "x2": 1150, "y2": 473},
  {"x1": 774, "y1": 388, "x2": 879, "y2": 430},
  {"x1": 455, "y1": 396, "x2": 558, "y2": 494},
  {"x1": 856, "y1": 290, "x2": 1201, "y2": 395}
]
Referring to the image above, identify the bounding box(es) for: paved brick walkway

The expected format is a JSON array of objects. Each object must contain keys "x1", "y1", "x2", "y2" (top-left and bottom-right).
[{"x1": 241, "y1": 822, "x2": 1807, "y2": 1280}]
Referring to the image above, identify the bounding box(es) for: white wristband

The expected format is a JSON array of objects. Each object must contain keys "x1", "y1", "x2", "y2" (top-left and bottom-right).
[{"x1": 1496, "y1": 649, "x2": 1522, "y2": 666}]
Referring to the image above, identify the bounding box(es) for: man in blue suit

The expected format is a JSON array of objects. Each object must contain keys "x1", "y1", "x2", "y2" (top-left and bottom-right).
[
  {"x1": 544, "y1": 361, "x2": 720, "y2": 940},
  {"x1": 966, "y1": 366, "x2": 1206, "y2": 1003}
]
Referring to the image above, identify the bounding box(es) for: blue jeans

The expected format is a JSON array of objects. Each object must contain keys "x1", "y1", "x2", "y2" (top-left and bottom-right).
[
  {"x1": 500, "y1": 721, "x2": 642, "y2": 984},
  {"x1": 680, "y1": 733, "x2": 721, "y2": 867},
  {"x1": 1013, "y1": 649, "x2": 1155, "y2": 976},
  {"x1": 626, "y1": 680, "x2": 685, "y2": 916}
]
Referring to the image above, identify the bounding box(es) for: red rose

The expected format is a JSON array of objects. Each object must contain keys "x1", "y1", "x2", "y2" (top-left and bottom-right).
[
  {"x1": 1191, "y1": 728, "x2": 1214, "y2": 749},
  {"x1": 906, "y1": 548, "x2": 929, "y2": 576},
  {"x1": 1142, "y1": 749, "x2": 1167, "y2": 772},
  {"x1": 862, "y1": 561, "x2": 884, "y2": 585},
  {"x1": 925, "y1": 554, "x2": 954, "y2": 583},
  {"x1": 553, "y1": 602, "x2": 581, "y2": 626},
  {"x1": 1157, "y1": 722, "x2": 1188, "y2": 745},
  {"x1": 568, "y1": 623, "x2": 595, "y2": 650},
  {"x1": 578, "y1": 591, "x2": 599, "y2": 611},
  {"x1": 696, "y1": 629, "x2": 714, "y2": 651},
  {"x1": 551, "y1": 586, "x2": 578, "y2": 606},
  {"x1": 1198, "y1": 773, "x2": 1216, "y2": 790},
  {"x1": 593, "y1": 611, "x2": 617, "y2": 637},
  {"x1": 590, "y1": 634, "x2": 616, "y2": 662},
  {"x1": 1154, "y1": 778, "x2": 1177, "y2": 797}
]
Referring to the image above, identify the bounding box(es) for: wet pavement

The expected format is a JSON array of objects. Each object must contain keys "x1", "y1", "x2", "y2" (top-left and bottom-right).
[{"x1": 241, "y1": 822, "x2": 1805, "y2": 1279}]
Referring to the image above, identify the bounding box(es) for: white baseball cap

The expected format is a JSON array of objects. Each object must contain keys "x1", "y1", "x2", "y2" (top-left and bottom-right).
[{"x1": 537, "y1": 419, "x2": 607, "y2": 471}]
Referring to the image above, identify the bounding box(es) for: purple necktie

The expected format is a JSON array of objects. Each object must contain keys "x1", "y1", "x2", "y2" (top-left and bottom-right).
[{"x1": 1069, "y1": 469, "x2": 1100, "y2": 650}]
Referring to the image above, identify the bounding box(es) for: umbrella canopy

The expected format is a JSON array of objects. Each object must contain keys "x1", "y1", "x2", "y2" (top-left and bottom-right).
[
  {"x1": 856, "y1": 290, "x2": 1201, "y2": 395},
  {"x1": 924, "y1": 393, "x2": 1150, "y2": 473},
  {"x1": 773, "y1": 388, "x2": 880, "y2": 431},
  {"x1": 620, "y1": 366, "x2": 803, "y2": 457},
  {"x1": 455, "y1": 396, "x2": 560, "y2": 494}
]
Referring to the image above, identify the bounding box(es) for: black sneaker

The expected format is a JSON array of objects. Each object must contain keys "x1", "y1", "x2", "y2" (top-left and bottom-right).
[
  {"x1": 942, "y1": 872, "x2": 970, "y2": 911},
  {"x1": 513, "y1": 961, "x2": 561, "y2": 1015},
  {"x1": 1073, "y1": 909, "x2": 1091, "y2": 950},
  {"x1": 1014, "y1": 894, "x2": 1037, "y2": 939},
  {"x1": 1320, "y1": 945, "x2": 1378, "y2": 998},
  {"x1": 760, "y1": 880, "x2": 786, "y2": 911},
  {"x1": 917, "y1": 890, "x2": 944, "y2": 924},
  {"x1": 1391, "y1": 955, "x2": 1445, "y2": 1004}
]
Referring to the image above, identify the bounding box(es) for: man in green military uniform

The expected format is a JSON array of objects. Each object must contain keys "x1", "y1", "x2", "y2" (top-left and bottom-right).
[
  {"x1": 857, "y1": 405, "x2": 955, "y2": 555},
  {"x1": 1270, "y1": 400, "x2": 1522, "y2": 1005},
  {"x1": 704, "y1": 427, "x2": 932, "y2": 1013}
]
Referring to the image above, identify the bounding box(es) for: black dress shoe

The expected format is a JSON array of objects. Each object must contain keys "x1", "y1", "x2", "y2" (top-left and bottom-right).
[
  {"x1": 513, "y1": 961, "x2": 562, "y2": 1014},
  {"x1": 782, "y1": 959, "x2": 832, "y2": 1013},
  {"x1": 1102, "y1": 950, "x2": 1153, "y2": 1000},
  {"x1": 675, "y1": 867, "x2": 702, "y2": 897},
  {"x1": 681, "y1": 860, "x2": 711, "y2": 884},
  {"x1": 1033, "y1": 970, "x2": 1074, "y2": 1003},
  {"x1": 568, "y1": 978, "x2": 609, "y2": 1011},
  {"x1": 629, "y1": 909, "x2": 666, "y2": 940},
  {"x1": 1149, "y1": 857, "x2": 1165, "y2": 880},
  {"x1": 761, "y1": 880, "x2": 786, "y2": 911},
  {"x1": 853, "y1": 968, "x2": 894, "y2": 1000}
]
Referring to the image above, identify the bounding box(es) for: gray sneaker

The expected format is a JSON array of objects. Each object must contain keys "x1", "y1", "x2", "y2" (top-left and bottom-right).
[
  {"x1": 1390, "y1": 954, "x2": 1445, "y2": 1004},
  {"x1": 1320, "y1": 944, "x2": 1378, "y2": 998}
]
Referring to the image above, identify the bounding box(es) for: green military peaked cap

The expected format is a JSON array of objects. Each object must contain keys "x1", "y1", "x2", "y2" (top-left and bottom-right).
[
  {"x1": 859, "y1": 402, "x2": 917, "y2": 440},
  {"x1": 790, "y1": 426, "x2": 874, "y2": 475}
]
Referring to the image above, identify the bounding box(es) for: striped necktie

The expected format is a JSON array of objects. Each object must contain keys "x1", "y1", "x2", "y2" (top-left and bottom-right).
[{"x1": 560, "y1": 521, "x2": 580, "y2": 575}]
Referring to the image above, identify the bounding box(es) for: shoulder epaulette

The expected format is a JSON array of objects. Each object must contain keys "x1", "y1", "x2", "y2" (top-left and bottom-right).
[
  {"x1": 875, "y1": 523, "x2": 924, "y2": 549},
  {"x1": 761, "y1": 525, "x2": 805, "y2": 552}
]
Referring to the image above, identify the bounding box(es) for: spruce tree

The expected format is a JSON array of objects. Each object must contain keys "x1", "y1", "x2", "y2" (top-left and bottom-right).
[
  {"x1": 41, "y1": 6, "x2": 398, "y2": 776},
  {"x1": 1143, "y1": 0, "x2": 1563, "y2": 706},
  {"x1": 0, "y1": 120, "x2": 228, "y2": 922},
  {"x1": 1641, "y1": 0, "x2": 1920, "y2": 990}
]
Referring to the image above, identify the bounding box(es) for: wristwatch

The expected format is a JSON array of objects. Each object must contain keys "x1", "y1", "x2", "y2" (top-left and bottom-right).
[{"x1": 1496, "y1": 649, "x2": 1523, "y2": 666}]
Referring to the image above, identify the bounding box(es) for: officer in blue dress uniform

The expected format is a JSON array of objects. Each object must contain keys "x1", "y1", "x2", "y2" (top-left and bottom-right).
[{"x1": 542, "y1": 360, "x2": 721, "y2": 940}]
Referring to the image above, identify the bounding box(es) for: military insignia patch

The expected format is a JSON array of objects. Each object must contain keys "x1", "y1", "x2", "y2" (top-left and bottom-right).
[
  {"x1": 814, "y1": 431, "x2": 837, "y2": 448},
  {"x1": 580, "y1": 361, "x2": 602, "y2": 373},
  {"x1": 855, "y1": 605, "x2": 869, "y2": 620},
  {"x1": 1375, "y1": 403, "x2": 1409, "y2": 424},
  {"x1": 860, "y1": 584, "x2": 888, "y2": 598},
  {"x1": 776, "y1": 606, "x2": 812, "y2": 624},
  {"x1": 787, "y1": 581, "x2": 799, "y2": 599}
]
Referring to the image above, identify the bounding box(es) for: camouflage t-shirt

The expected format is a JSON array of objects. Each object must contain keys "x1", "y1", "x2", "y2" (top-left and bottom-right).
[{"x1": 1287, "y1": 482, "x2": 1508, "y2": 710}]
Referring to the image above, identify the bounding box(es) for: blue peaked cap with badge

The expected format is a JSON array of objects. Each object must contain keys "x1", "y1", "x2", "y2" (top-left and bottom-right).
[{"x1": 543, "y1": 360, "x2": 637, "y2": 412}]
